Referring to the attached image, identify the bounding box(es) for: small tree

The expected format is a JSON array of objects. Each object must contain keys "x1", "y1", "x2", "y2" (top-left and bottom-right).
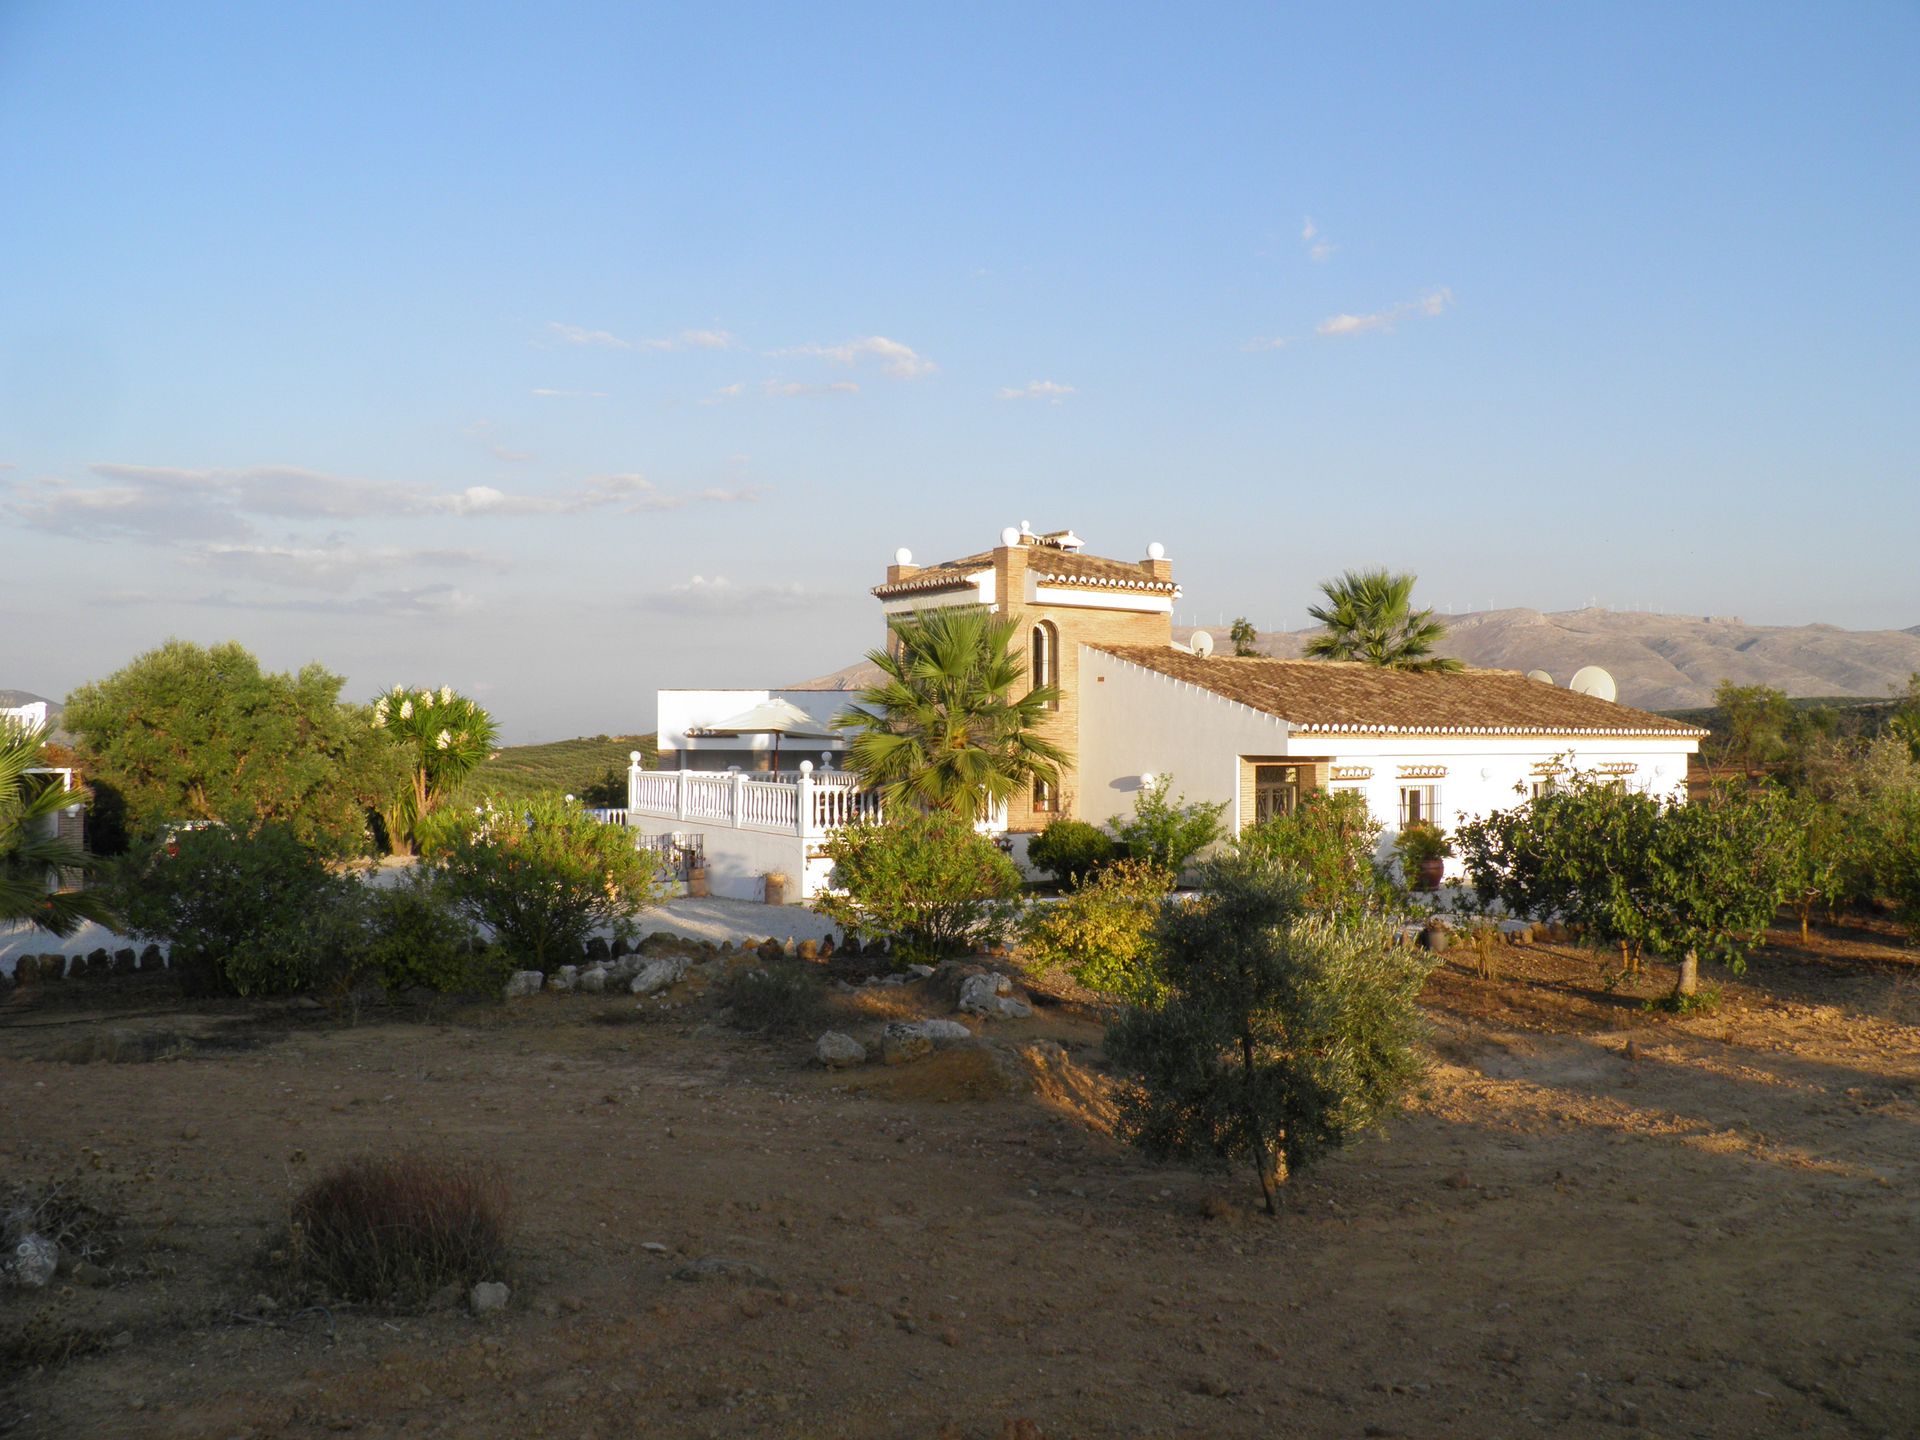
[
  {"x1": 419, "y1": 796, "x2": 657, "y2": 971},
  {"x1": 372, "y1": 685, "x2": 499, "y2": 854},
  {"x1": 813, "y1": 811, "x2": 1023, "y2": 961},
  {"x1": 1026, "y1": 818, "x2": 1118, "y2": 890},
  {"x1": 1106, "y1": 854, "x2": 1433, "y2": 1214},
  {"x1": 1777, "y1": 793, "x2": 1858, "y2": 941},
  {"x1": 1020, "y1": 858, "x2": 1173, "y2": 1004},
  {"x1": 1227, "y1": 618, "x2": 1262, "y2": 658},
  {"x1": 112, "y1": 822, "x2": 366, "y2": 995},
  {"x1": 1234, "y1": 790, "x2": 1387, "y2": 919},
  {"x1": 1109, "y1": 775, "x2": 1225, "y2": 876}
]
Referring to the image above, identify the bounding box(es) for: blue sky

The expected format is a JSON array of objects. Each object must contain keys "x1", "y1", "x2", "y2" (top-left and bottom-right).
[{"x1": 3, "y1": 2, "x2": 1916, "y2": 740}]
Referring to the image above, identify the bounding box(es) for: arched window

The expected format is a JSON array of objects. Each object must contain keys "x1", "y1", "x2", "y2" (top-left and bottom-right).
[{"x1": 1031, "y1": 621, "x2": 1059, "y2": 710}]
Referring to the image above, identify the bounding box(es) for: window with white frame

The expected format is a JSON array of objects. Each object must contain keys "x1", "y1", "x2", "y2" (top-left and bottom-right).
[
  {"x1": 1030, "y1": 621, "x2": 1059, "y2": 710},
  {"x1": 1398, "y1": 784, "x2": 1439, "y2": 828},
  {"x1": 1032, "y1": 777, "x2": 1057, "y2": 813}
]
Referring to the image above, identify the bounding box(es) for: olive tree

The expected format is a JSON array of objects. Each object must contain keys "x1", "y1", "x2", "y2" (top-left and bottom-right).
[{"x1": 1105, "y1": 853, "x2": 1433, "y2": 1214}]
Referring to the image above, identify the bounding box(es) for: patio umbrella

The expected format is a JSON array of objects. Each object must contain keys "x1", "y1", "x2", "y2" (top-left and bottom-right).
[{"x1": 685, "y1": 698, "x2": 840, "y2": 773}]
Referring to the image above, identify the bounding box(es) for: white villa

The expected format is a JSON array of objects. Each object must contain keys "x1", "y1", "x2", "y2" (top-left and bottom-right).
[{"x1": 623, "y1": 524, "x2": 1706, "y2": 902}]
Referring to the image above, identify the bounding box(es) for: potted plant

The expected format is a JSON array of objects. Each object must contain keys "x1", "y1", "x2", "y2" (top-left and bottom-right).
[
  {"x1": 1395, "y1": 820, "x2": 1453, "y2": 892},
  {"x1": 763, "y1": 870, "x2": 790, "y2": 906}
]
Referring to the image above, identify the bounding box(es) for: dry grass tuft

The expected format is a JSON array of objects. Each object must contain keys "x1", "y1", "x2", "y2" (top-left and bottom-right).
[{"x1": 288, "y1": 1153, "x2": 509, "y2": 1309}]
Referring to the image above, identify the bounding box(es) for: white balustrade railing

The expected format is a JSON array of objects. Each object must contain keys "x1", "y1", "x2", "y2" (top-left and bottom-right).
[{"x1": 621, "y1": 759, "x2": 879, "y2": 839}]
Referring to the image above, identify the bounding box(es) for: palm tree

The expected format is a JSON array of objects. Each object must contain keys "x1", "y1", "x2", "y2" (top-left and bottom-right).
[
  {"x1": 834, "y1": 608, "x2": 1069, "y2": 822},
  {"x1": 1304, "y1": 569, "x2": 1463, "y2": 673},
  {"x1": 1, "y1": 723, "x2": 112, "y2": 937}
]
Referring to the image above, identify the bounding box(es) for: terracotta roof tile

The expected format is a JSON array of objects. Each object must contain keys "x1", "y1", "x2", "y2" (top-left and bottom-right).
[
  {"x1": 1091, "y1": 646, "x2": 1707, "y2": 739},
  {"x1": 871, "y1": 545, "x2": 1178, "y2": 599}
]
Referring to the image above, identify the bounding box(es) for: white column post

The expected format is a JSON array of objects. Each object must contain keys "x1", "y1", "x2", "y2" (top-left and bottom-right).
[
  {"x1": 797, "y1": 760, "x2": 816, "y2": 839},
  {"x1": 730, "y1": 770, "x2": 746, "y2": 827},
  {"x1": 627, "y1": 750, "x2": 643, "y2": 813},
  {"x1": 676, "y1": 768, "x2": 689, "y2": 822}
]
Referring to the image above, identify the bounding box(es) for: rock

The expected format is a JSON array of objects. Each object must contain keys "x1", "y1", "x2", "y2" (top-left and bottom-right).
[
  {"x1": 469, "y1": 1280, "x2": 510, "y2": 1314},
  {"x1": 138, "y1": 944, "x2": 165, "y2": 971},
  {"x1": 815, "y1": 1031, "x2": 867, "y2": 1068},
  {"x1": 958, "y1": 972, "x2": 1032, "y2": 1019},
  {"x1": 12, "y1": 955, "x2": 36, "y2": 986},
  {"x1": 6, "y1": 1234, "x2": 59, "y2": 1288},
  {"x1": 1419, "y1": 922, "x2": 1451, "y2": 955},
  {"x1": 907, "y1": 964, "x2": 935, "y2": 979},
  {"x1": 71, "y1": 1260, "x2": 110, "y2": 1287},
  {"x1": 38, "y1": 954, "x2": 64, "y2": 982},
  {"x1": 911, "y1": 1018, "x2": 974, "y2": 1044},
  {"x1": 757, "y1": 939, "x2": 784, "y2": 964},
  {"x1": 840, "y1": 936, "x2": 862, "y2": 958},
  {"x1": 607, "y1": 955, "x2": 641, "y2": 982},
  {"x1": 547, "y1": 965, "x2": 579, "y2": 993},
  {"x1": 880, "y1": 1024, "x2": 933, "y2": 1065},
  {"x1": 818, "y1": 936, "x2": 836, "y2": 960},
  {"x1": 504, "y1": 970, "x2": 545, "y2": 998},
  {"x1": 585, "y1": 935, "x2": 611, "y2": 962},
  {"x1": 576, "y1": 965, "x2": 609, "y2": 994},
  {"x1": 670, "y1": 1257, "x2": 774, "y2": 1286},
  {"x1": 88, "y1": 947, "x2": 110, "y2": 975},
  {"x1": 629, "y1": 957, "x2": 689, "y2": 996},
  {"x1": 113, "y1": 948, "x2": 137, "y2": 975},
  {"x1": 609, "y1": 935, "x2": 631, "y2": 958},
  {"x1": 796, "y1": 939, "x2": 820, "y2": 963}
]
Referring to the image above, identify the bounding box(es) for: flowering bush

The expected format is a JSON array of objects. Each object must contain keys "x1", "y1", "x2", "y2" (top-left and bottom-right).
[
  {"x1": 373, "y1": 684, "x2": 498, "y2": 853},
  {"x1": 1020, "y1": 858, "x2": 1173, "y2": 1003}
]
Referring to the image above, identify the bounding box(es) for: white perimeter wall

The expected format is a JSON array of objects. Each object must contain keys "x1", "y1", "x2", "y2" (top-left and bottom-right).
[
  {"x1": 1076, "y1": 647, "x2": 1698, "y2": 873},
  {"x1": 629, "y1": 816, "x2": 814, "y2": 904}
]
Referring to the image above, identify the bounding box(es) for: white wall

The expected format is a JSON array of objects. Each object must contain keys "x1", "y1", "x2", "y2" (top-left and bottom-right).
[
  {"x1": 654, "y1": 688, "x2": 854, "y2": 768},
  {"x1": 1076, "y1": 646, "x2": 1292, "y2": 830},
  {"x1": 629, "y1": 817, "x2": 812, "y2": 904}
]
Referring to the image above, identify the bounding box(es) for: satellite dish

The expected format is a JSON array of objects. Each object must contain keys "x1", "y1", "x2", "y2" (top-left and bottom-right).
[
  {"x1": 1000, "y1": 526, "x2": 1021, "y2": 548},
  {"x1": 1526, "y1": 669, "x2": 1554, "y2": 685},
  {"x1": 1569, "y1": 665, "x2": 1617, "y2": 702},
  {"x1": 1190, "y1": 630, "x2": 1215, "y2": 658}
]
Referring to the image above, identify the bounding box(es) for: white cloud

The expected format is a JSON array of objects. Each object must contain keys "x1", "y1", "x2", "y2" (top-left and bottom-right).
[
  {"x1": 764, "y1": 379, "x2": 860, "y2": 398},
  {"x1": 187, "y1": 540, "x2": 499, "y2": 590},
  {"x1": 701, "y1": 382, "x2": 747, "y2": 405},
  {"x1": 1301, "y1": 217, "x2": 1318, "y2": 242},
  {"x1": 6, "y1": 463, "x2": 766, "y2": 538},
  {"x1": 1316, "y1": 287, "x2": 1454, "y2": 338},
  {"x1": 193, "y1": 584, "x2": 478, "y2": 616},
  {"x1": 1300, "y1": 216, "x2": 1334, "y2": 262},
  {"x1": 996, "y1": 380, "x2": 1076, "y2": 404},
  {"x1": 547, "y1": 322, "x2": 632, "y2": 349},
  {"x1": 1241, "y1": 337, "x2": 1289, "y2": 352},
  {"x1": 1309, "y1": 241, "x2": 1335, "y2": 262},
  {"x1": 638, "y1": 574, "x2": 827, "y2": 616},
  {"x1": 780, "y1": 335, "x2": 936, "y2": 379},
  {"x1": 465, "y1": 421, "x2": 532, "y2": 463},
  {"x1": 531, "y1": 387, "x2": 607, "y2": 399}
]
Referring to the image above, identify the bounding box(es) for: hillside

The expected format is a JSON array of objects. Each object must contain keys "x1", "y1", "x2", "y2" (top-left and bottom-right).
[
  {"x1": 451, "y1": 733, "x2": 657, "y2": 806},
  {"x1": 791, "y1": 608, "x2": 1920, "y2": 711}
]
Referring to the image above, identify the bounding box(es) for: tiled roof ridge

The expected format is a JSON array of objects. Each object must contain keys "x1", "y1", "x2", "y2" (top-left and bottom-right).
[{"x1": 1088, "y1": 644, "x2": 1708, "y2": 738}]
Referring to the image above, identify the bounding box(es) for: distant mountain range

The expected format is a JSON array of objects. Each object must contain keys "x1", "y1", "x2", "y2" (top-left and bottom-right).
[
  {"x1": 0, "y1": 689, "x2": 62, "y2": 722},
  {"x1": 791, "y1": 608, "x2": 1920, "y2": 711}
]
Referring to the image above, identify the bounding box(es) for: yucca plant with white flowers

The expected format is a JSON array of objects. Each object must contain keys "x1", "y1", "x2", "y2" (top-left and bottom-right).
[{"x1": 372, "y1": 685, "x2": 499, "y2": 853}]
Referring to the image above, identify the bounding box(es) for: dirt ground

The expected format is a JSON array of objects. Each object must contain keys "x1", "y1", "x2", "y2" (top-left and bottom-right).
[{"x1": 3, "y1": 922, "x2": 1917, "y2": 1440}]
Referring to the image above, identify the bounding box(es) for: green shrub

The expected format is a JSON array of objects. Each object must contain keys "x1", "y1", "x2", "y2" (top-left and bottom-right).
[
  {"x1": 289, "y1": 1153, "x2": 509, "y2": 1309},
  {"x1": 813, "y1": 811, "x2": 1023, "y2": 962},
  {"x1": 1236, "y1": 790, "x2": 1390, "y2": 918},
  {"x1": 1108, "y1": 775, "x2": 1225, "y2": 876},
  {"x1": 1026, "y1": 818, "x2": 1119, "y2": 889},
  {"x1": 418, "y1": 796, "x2": 658, "y2": 971},
  {"x1": 1021, "y1": 858, "x2": 1172, "y2": 1003},
  {"x1": 110, "y1": 822, "x2": 365, "y2": 995},
  {"x1": 362, "y1": 871, "x2": 506, "y2": 995},
  {"x1": 716, "y1": 960, "x2": 827, "y2": 1035},
  {"x1": 1105, "y1": 852, "x2": 1434, "y2": 1214}
]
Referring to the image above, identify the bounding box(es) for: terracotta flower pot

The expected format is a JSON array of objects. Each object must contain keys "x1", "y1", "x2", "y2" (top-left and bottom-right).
[{"x1": 1417, "y1": 856, "x2": 1446, "y2": 891}]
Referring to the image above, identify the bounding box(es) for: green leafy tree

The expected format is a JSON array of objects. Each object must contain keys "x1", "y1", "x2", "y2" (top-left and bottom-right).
[
  {"x1": 418, "y1": 795, "x2": 658, "y2": 972},
  {"x1": 1020, "y1": 858, "x2": 1173, "y2": 1003},
  {"x1": 1235, "y1": 790, "x2": 1389, "y2": 918},
  {"x1": 1457, "y1": 774, "x2": 1790, "y2": 998},
  {"x1": 371, "y1": 685, "x2": 500, "y2": 853},
  {"x1": 1227, "y1": 618, "x2": 1263, "y2": 658},
  {"x1": 813, "y1": 810, "x2": 1023, "y2": 961},
  {"x1": 1711, "y1": 682, "x2": 1797, "y2": 772},
  {"x1": 64, "y1": 640, "x2": 402, "y2": 855},
  {"x1": 1106, "y1": 854, "x2": 1434, "y2": 1214},
  {"x1": 111, "y1": 822, "x2": 366, "y2": 995},
  {"x1": 1776, "y1": 793, "x2": 1859, "y2": 941},
  {"x1": 1, "y1": 723, "x2": 113, "y2": 936},
  {"x1": 1108, "y1": 775, "x2": 1225, "y2": 875},
  {"x1": 360, "y1": 870, "x2": 508, "y2": 995},
  {"x1": 1026, "y1": 818, "x2": 1118, "y2": 890},
  {"x1": 1304, "y1": 569, "x2": 1462, "y2": 673},
  {"x1": 834, "y1": 608, "x2": 1067, "y2": 822},
  {"x1": 1860, "y1": 788, "x2": 1920, "y2": 940},
  {"x1": 1889, "y1": 672, "x2": 1920, "y2": 763}
]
